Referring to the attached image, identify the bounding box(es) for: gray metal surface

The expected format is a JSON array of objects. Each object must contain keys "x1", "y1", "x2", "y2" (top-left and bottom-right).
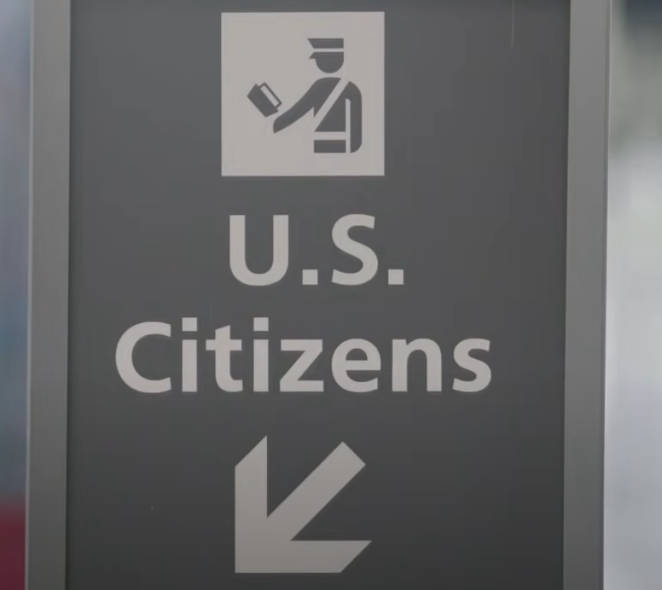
[
  {"x1": 26, "y1": 0, "x2": 70, "y2": 589},
  {"x1": 564, "y1": 1, "x2": 610, "y2": 589}
]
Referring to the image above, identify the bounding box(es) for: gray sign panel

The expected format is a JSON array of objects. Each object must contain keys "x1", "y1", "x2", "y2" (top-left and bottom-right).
[{"x1": 28, "y1": 1, "x2": 609, "y2": 590}]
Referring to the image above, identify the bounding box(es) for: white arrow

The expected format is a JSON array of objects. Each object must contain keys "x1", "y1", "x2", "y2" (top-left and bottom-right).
[{"x1": 235, "y1": 437, "x2": 370, "y2": 574}]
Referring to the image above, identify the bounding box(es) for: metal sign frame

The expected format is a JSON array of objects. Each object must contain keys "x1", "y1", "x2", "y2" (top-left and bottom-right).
[{"x1": 27, "y1": 1, "x2": 610, "y2": 588}]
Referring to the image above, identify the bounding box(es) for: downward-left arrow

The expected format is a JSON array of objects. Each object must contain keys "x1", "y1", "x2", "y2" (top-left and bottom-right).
[{"x1": 235, "y1": 437, "x2": 370, "y2": 574}]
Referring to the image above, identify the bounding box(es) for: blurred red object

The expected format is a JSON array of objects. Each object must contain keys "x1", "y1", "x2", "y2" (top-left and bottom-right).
[{"x1": 0, "y1": 504, "x2": 24, "y2": 590}]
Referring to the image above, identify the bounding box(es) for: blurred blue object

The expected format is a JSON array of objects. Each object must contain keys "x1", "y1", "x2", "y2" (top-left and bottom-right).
[{"x1": 0, "y1": 0, "x2": 29, "y2": 501}]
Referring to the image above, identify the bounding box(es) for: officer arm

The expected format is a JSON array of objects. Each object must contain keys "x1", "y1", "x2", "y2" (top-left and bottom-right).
[
  {"x1": 273, "y1": 80, "x2": 330, "y2": 133},
  {"x1": 347, "y1": 83, "x2": 363, "y2": 153}
]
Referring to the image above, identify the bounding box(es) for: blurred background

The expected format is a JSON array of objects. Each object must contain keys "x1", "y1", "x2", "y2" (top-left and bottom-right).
[
  {"x1": 0, "y1": 0, "x2": 29, "y2": 588},
  {"x1": 0, "y1": 1, "x2": 661, "y2": 588},
  {"x1": 606, "y1": 1, "x2": 662, "y2": 589}
]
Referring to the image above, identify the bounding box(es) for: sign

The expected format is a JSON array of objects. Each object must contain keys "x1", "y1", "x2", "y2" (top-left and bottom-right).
[{"x1": 28, "y1": 2, "x2": 609, "y2": 590}]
